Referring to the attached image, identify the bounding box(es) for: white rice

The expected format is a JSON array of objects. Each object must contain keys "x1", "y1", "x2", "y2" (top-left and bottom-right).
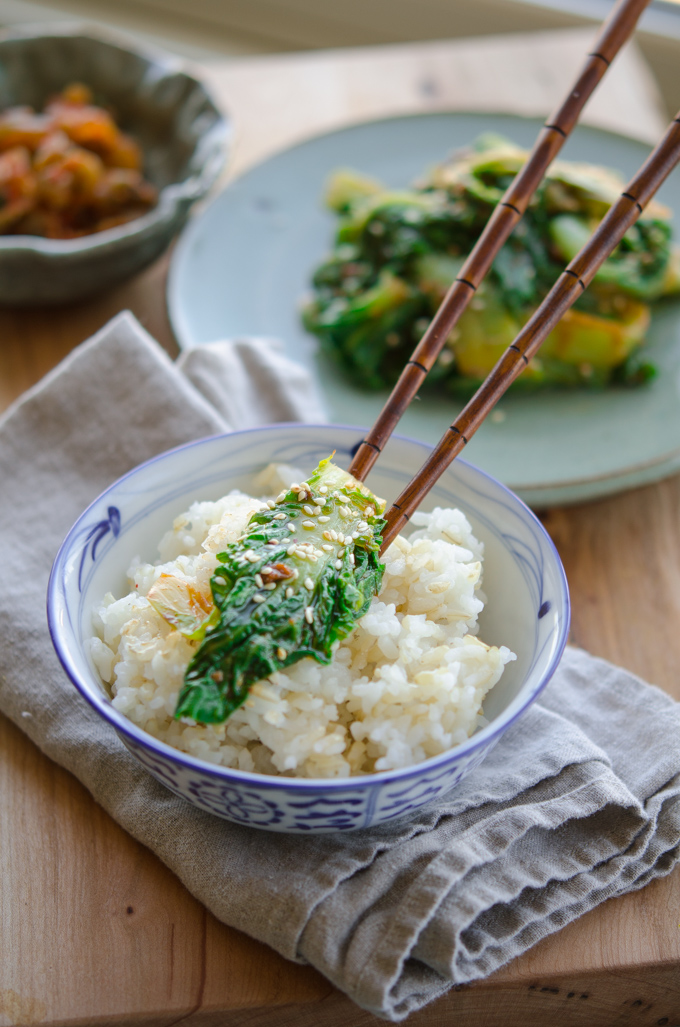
[{"x1": 89, "y1": 466, "x2": 516, "y2": 778}]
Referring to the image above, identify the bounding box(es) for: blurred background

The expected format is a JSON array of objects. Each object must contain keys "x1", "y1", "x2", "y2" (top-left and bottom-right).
[{"x1": 1, "y1": 0, "x2": 679, "y2": 114}]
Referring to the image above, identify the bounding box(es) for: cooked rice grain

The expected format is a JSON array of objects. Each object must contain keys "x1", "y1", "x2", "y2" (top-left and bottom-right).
[{"x1": 90, "y1": 480, "x2": 515, "y2": 778}]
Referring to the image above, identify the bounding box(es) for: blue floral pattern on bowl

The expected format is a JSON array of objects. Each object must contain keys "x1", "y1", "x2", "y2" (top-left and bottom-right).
[
  {"x1": 118, "y1": 730, "x2": 499, "y2": 832},
  {"x1": 77, "y1": 506, "x2": 121, "y2": 590},
  {"x1": 48, "y1": 425, "x2": 570, "y2": 834}
]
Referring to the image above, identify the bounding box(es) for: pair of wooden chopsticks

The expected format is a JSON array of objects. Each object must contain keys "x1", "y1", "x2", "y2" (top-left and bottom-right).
[{"x1": 344, "y1": 0, "x2": 680, "y2": 550}]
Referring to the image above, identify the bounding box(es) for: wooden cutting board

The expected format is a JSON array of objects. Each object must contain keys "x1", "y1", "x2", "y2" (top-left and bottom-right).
[{"x1": 1, "y1": 28, "x2": 679, "y2": 1027}]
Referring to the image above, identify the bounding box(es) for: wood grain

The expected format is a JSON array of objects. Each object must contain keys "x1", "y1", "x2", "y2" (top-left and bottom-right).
[
  {"x1": 1, "y1": 30, "x2": 679, "y2": 1027},
  {"x1": 0, "y1": 253, "x2": 176, "y2": 418},
  {"x1": 200, "y1": 28, "x2": 667, "y2": 183}
]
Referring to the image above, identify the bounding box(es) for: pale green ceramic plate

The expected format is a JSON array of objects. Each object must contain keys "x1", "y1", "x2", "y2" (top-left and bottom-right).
[{"x1": 168, "y1": 113, "x2": 680, "y2": 508}]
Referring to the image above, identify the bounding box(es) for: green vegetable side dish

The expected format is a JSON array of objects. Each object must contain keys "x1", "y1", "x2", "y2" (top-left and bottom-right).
[
  {"x1": 302, "y1": 134, "x2": 680, "y2": 393},
  {"x1": 174, "y1": 458, "x2": 386, "y2": 725}
]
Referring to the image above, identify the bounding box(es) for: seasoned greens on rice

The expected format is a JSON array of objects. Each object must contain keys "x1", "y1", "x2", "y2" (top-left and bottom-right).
[
  {"x1": 177, "y1": 457, "x2": 387, "y2": 725},
  {"x1": 89, "y1": 464, "x2": 515, "y2": 778}
]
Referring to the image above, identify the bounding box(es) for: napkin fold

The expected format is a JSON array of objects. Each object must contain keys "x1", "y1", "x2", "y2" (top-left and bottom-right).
[
  {"x1": 1, "y1": 312, "x2": 679, "y2": 1021},
  {"x1": 177, "y1": 336, "x2": 326, "y2": 428}
]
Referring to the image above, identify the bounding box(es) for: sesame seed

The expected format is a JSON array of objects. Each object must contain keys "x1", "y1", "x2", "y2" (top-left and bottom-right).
[
  {"x1": 276, "y1": 492, "x2": 286, "y2": 503},
  {"x1": 273, "y1": 512, "x2": 286, "y2": 520},
  {"x1": 322, "y1": 544, "x2": 333, "y2": 552},
  {"x1": 297, "y1": 491, "x2": 306, "y2": 502},
  {"x1": 303, "y1": 505, "x2": 314, "y2": 516},
  {"x1": 335, "y1": 559, "x2": 342, "y2": 569},
  {"x1": 254, "y1": 573, "x2": 263, "y2": 588},
  {"x1": 277, "y1": 647, "x2": 287, "y2": 660},
  {"x1": 285, "y1": 587, "x2": 294, "y2": 598},
  {"x1": 302, "y1": 520, "x2": 315, "y2": 529},
  {"x1": 253, "y1": 594, "x2": 266, "y2": 603},
  {"x1": 304, "y1": 577, "x2": 314, "y2": 590},
  {"x1": 247, "y1": 553, "x2": 260, "y2": 563},
  {"x1": 337, "y1": 532, "x2": 345, "y2": 544},
  {"x1": 330, "y1": 530, "x2": 338, "y2": 541},
  {"x1": 295, "y1": 549, "x2": 307, "y2": 560},
  {"x1": 264, "y1": 583, "x2": 276, "y2": 590},
  {"x1": 290, "y1": 482, "x2": 299, "y2": 490},
  {"x1": 308, "y1": 554, "x2": 318, "y2": 562},
  {"x1": 313, "y1": 506, "x2": 322, "y2": 515},
  {"x1": 322, "y1": 530, "x2": 332, "y2": 541},
  {"x1": 340, "y1": 506, "x2": 350, "y2": 518},
  {"x1": 366, "y1": 506, "x2": 375, "y2": 517},
  {"x1": 286, "y1": 544, "x2": 296, "y2": 556},
  {"x1": 266, "y1": 500, "x2": 276, "y2": 509},
  {"x1": 305, "y1": 607, "x2": 314, "y2": 624},
  {"x1": 352, "y1": 532, "x2": 359, "y2": 540},
  {"x1": 286, "y1": 523, "x2": 295, "y2": 532},
  {"x1": 350, "y1": 553, "x2": 355, "y2": 565},
  {"x1": 319, "y1": 486, "x2": 328, "y2": 494},
  {"x1": 318, "y1": 515, "x2": 330, "y2": 523}
]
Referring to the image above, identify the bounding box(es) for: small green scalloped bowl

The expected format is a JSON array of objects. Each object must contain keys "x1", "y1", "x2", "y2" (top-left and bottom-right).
[{"x1": 0, "y1": 26, "x2": 229, "y2": 305}]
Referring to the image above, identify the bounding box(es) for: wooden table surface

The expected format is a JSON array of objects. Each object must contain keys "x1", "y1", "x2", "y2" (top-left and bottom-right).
[{"x1": 1, "y1": 29, "x2": 679, "y2": 1027}]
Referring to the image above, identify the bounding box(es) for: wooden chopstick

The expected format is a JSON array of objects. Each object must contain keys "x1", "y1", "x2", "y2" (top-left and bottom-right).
[
  {"x1": 348, "y1": 0, "x2": 651, "y2": 482},
  {"x1": 379, "y1": 111, "x2": 680, "y2": 551}
]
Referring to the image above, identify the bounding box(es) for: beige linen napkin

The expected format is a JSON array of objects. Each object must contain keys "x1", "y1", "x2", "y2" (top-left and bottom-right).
[
  {"x1": 1, "y1": 312, "x2": 679, "y2": 1021},
  {"x1": 177, "y1": 336, "x2": 326, "y2": 428}
]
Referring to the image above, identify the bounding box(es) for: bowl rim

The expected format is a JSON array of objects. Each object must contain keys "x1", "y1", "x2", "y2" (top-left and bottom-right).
[
  {"x1": 0, "y1": 23, "x2": 230, "y2": 255},
  {"x1": 47, "y1": 423, "x2": 571, "y2": 791}
]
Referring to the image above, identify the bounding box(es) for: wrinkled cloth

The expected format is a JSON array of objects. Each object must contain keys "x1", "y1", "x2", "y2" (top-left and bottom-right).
[
  {"x1": 1, "y1": 312, "x2": 678, "y2": 1021},
  {"x1": 177, "y1": 336, "x2": 326, "y2": 428}
]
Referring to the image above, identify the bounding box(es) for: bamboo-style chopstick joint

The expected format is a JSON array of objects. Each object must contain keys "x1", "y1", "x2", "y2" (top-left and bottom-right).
[
  {"x1": 508, "y1": 345, "x2": 529, "y2": 364},
  {"x1": 591, "y1": 0, "x2": 649, "y2": 62},
  {"x1": 544, "y1": 123, "x2": 567, "y2": 138},
  {"x1": 562, "y1": 269, "x2": 586, "y2": 289},
  {"x1": 621, "y1": 192, "x2": 644, "y2": 212}
]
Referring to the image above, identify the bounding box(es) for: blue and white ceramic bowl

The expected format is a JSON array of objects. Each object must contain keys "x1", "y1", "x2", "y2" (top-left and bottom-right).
[{"x1": 48, "y1": 425, "x2": 570, "y2": 833}]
